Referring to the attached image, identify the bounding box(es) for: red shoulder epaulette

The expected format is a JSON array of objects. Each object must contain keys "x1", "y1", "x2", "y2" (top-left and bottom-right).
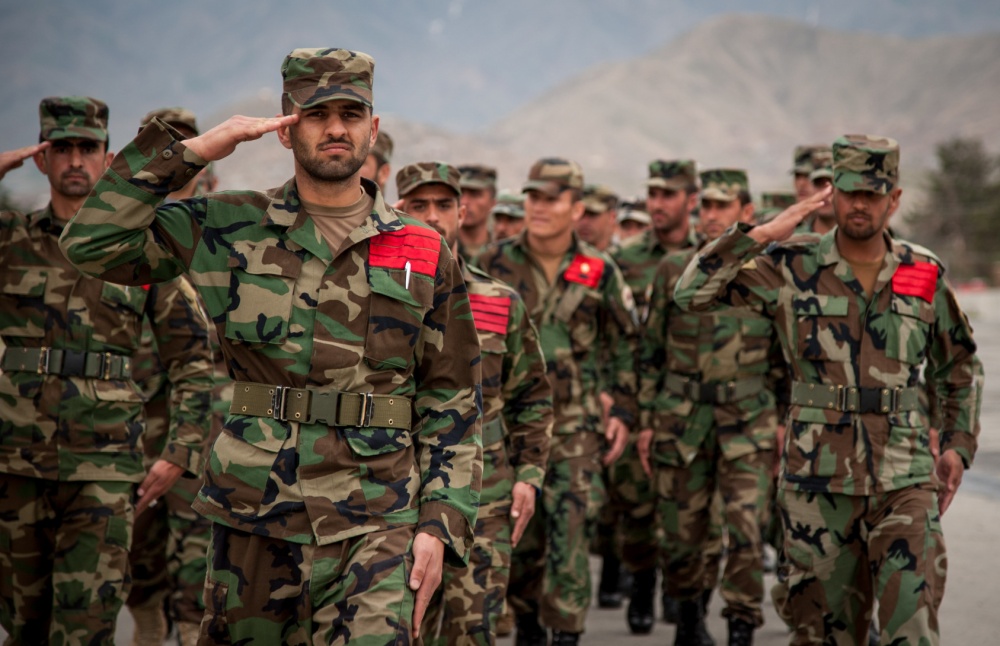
[
  {"x1": 368, "y1": 225, "x2": 441, "y2": 277},
  {"x1": 468, "y1": 293, "x2": 511, "y2": 335},
  {"x1": 564, "y1": 253, "x2": 605, "y2": 289},
  {"x1": 892, "y1": 261, "x2": 938, "y2": 303}
]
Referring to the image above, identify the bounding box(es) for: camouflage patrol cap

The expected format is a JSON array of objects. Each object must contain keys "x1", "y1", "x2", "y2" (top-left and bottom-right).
[
  {"x1": 833, "y1": 135, "x2": 900, "y2": 194},
  {"x1": 582, "y1": 184, "x2": 618, "y2": 214},
  {"x1": 371, "y1": 130, "x2": 393, "y2": 164},
  {"x1": 140, "y1": 107, "x2": 198, "y2": 136},
  {"x1": 522, "y1": 158, "x2": 584, "y2": 197},
  {"x1": 395, "y1": 161, "x2": 462, "y2": 198},
  {"x1": 809, "y1": 165, "x2": 833, "y2": 182},
  {"x1": 38, "y1": 96, "x2": 108, "y2": 142},
  {"x1": 458, "y1": 164, "x2": 497, "y2": 191},
  {"x1": 491, "y1": 190, "x2": 525, "y2": 218},
  {"x1": 282, "y1": 48, "x2": 374, "y2": 109},
  {"x1": 700, "y1": 169, "x2": 749, "y2": 202},
  {"x1": 617, "y1": 206, "x2": 651, "y2": 225},
  {"x1": 760, "y1": 191, "x2": 796, "y2": 210},
  {"x1": 647, "y1": 159, "x2": 697, "y2": 191},
  {"x1": 792, "y1": 145, "x2": 831, "y2": 175}
]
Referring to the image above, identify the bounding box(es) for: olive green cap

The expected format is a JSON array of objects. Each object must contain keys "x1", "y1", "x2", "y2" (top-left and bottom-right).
[
  {"x1": 646, "y1": 159, "x2": 697, "y2": 191},
  {"x1": 700, "y1": 168, "x2": 749, "y2": 202},
  {"x1": 832, "y1": 134, "x2": 900, "y2": 194},
  {"x1": 395, "y1": 161, "x2": 462, "y2": 198},
  {"x1": 38, "y1": 96, "x2": 108, "y2": 142},
  {"x1": 522, "y1": 157, "x2": 584, "y2": 197},
  {"x1": 491, "y1": 190, "x2": 525, "y2": 218},
  {"x1": 582, "y1": 184, "x2": 618, "y2": 214},
  {"x1": 458, "y1": 164, "x2": 497, "y2": 191},
  {"x1": 791, "y1": 144, "x2": 831, "y2": 175},
  {"x1": 140, "y1": 107, "x2": 198, "y2": 136},
  {"x1": 760, "y1": 191, "x2": 796, "y2": 210},
  {"x1": 371, "y1": 130, "x2": 393, "y2": 164}
]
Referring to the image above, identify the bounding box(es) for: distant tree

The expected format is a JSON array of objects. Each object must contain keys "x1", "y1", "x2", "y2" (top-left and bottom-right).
[{"x1": 905, "y1": 138, "x2": 1000, "y2": 283}]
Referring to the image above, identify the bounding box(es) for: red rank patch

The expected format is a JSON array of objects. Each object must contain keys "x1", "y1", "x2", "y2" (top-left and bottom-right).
[
  {"x1": 563, "y1": 253, "x2": 605, "y2": 289},
  {"x1": 469, "y1": 293, "x2": 511, "y2": 335},
  {"x1": 368, "y1": 225, "x2": 441, "y2": 276},
  {"x1": 891, "y1": 261, "x2": 938, "y2": 303}
]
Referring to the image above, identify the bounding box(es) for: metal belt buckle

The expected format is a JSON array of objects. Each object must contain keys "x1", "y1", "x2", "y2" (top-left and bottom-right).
[
  {"x1": 272, "y1": 385, "x2": 289, "y2": 421},
  {"x1": 858, "y1": 387, "x2": 881, "y2": 414},
  {"x1": 889, "y1": 387, "x2": 901, "y2": 413},
  {"x1": 358, "y1": 392, "x2": 374, "y2": 427},
  {"x1": 721, "y1": 381, "x2": 737, "y2": 404},
  {"x1": 102, "y1": 352, "x2": 113, "y2": 380},
  {"x1": 62, "y1": 350, "x2": 86, "y2": 377},
  {"x1": 836, "y1": 385, "x2": 849, "y2": 412},
  {"x1": 37, "y1": 347, "x2": 51, "y2": 374}
]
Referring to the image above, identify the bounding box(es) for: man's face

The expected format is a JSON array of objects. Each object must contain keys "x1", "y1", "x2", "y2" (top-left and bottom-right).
[
  {"x1": 811, "y1": 177, "x2": 835, "y2": 219},
  {"x1": 832, "y1": 187, "x2": 901, "y2": 241},
  {"x1": 618, "y1": 219, "x2": 648, "y2": 240},
  {"x1": 360, "y1": 153, "x2": 390, "y2": 190},
  {"x1": 525, "y1": 189, "x2": 582, "y2": 241},
  {"x1": 279, "y1": 100, "x2": 376, "y2": 184},
  {"x1": 459, "y1": 186, "x2": 495, "y2": 229},
  {"x1": 647, "y1": 186, "x2": 693, "y2": 233},
  {"x1": 400, "y1": 184, "x2": 464, "y2": 248},
  {"x1": 698, "y1": 198, "x2": 752, "y2": 241},
  {"x1": 574, "y1": 208, "x2": 616, "y2": 248},
  {"x1": 493, "y1": 213, "x2": 524, "y2": 240},
  {"x1": 34, "y1": 138, "x2": 111, "y2": 198},
  {"x1": 794, "y1": 173, "x2": 812, "y2": 202}
]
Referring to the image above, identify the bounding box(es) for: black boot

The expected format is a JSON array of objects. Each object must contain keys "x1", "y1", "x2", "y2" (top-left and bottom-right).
[
  {"x1": 598, "y1": 553, "x2": 624, "y2": 608},
  {"x1": 662, "y1": 590, "x2": 679, "y2": 624},
  {"x1": 674, "y1": 598, "x2": 715, "y2": 646},
  {"x1": 627, "y1": 568, "x2": 656, "y2": 634},
  {"x1": 698, "y1": 589, "x2": 716, "y2": 645},
  {"x1": 727, "y1": 617, "x2": 754, "y2": 646},
  {"x1": 551, "y1": 630, "x2": 580, "y2": 645},
  {"x1": 515, "y1": 612, "x2": 547, "y2": 646}
]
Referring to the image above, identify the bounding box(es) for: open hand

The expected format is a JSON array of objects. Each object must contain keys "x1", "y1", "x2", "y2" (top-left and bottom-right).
[
  {"x1": 0, "y1": 142, "x2": 50, "y2": 181},
  {"x1": 181, "y1": 114, "x2": 299, "y2": 162},
  {"x1": 409, "y1": 532, "x2": 445, "y2": 640},
  {"x1": 749, "y1": 185, "x2": 832, "y2": 245},
  {"x1": 510, "y1": 482, "x2": 537, "y2": 547},
  {"x1": 136, "y1": 459, "x2": 185, "y2": 515}
]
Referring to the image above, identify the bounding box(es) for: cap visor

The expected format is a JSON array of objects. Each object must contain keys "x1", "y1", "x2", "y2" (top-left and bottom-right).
[
  {"x1": 646, "y1": 178, "x2": 687, "y2": 190},
  {"x1": 43, "y1": 128, "x2": 106, "y2": 142},
  {"x1": 701, "y1": 188, "x2": 737, "y2": 202},
  {"x1": 522, "y1": 180, "x2": 565, "y2": 197},
  {"x1": 287, "y1": 87, "x2": 372, "y2": 109},
  {"x1": 833, "y1": 172, "x2": 891, "y2": 195}
]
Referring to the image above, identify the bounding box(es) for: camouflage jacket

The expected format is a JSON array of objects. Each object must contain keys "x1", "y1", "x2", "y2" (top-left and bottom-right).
[
  {"x1": 611, "y1": 227, "x2": 700, "y2": 324},
  {"x1": 476, "y1": 231, "x2": 638, "y2": 451},
  {"x1": 462, "y1": 259, "x2": 553, "y2": 515},
  {"x1": 674, "y1": 225, "x2": 983, "y2": 495},
  {"x1": 0, "y1": 205, "x2": 212, "y2": 482},
  {"x1": 131, "y1": 280, "x2": 216, "y2": 467},
  {"x1": 59, "y1": 122, "x2": 483, "y2": 563},
  {"x1": 638, "y1": 243, "x2": 781, "y2": 466}
]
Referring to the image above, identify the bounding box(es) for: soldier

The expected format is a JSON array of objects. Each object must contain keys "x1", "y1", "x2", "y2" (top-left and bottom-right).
[
  {"x1": 616, "y1": 205, "x2": 651, "y2": 241},
  {"x1": 477, "y1": 158, "x2": 637, "y2": 646},
  {"x1": 637, "y1": 169, "x2": 782, "y2": 646},
  {"x1": 60, "y1": 49, "x2": 484, "y2": 644},
  {"x1": 790, "y1": 145, "x2": 828, "y2": 203},
  {"x1": 360, "y1": 128, "x2": 393, "y2": 190},
  {"x1": 575, "y1": 184, "x2": 618, "y2": 251},
  {"x1": 803, "y1": 163, "x2": 836, "y2": 235},
  {"x1": 0, "y1": 97, "x2": 212, "y2": 644},
  {"x1": 394, "y1": 161, "x2": 553, "y2": 646},
  {"x1": 674, "y1": 135, "x2": 982, "y2": 645},
  {"x1": 458, "y1": 164, "x2": 498, "y2": 260},
  {"x1": 756, "y1": 192, "x2": 795, "y2": 224},
  {"x1": 601, "y1": 160, "x2": 701, "y2": 631},
  {"x1": 492, "y1": 190, "x2": 526, "y2": 241},
  {"x1": 124, "y1": 107, "x2": 226, "y2": 646}
]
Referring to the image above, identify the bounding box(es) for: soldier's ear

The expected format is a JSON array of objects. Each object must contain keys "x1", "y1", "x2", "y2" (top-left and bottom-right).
[
  {"x1": 33, "y1": 148, "x2": 48, "y2": 175},
  {"x1": 103, "y1": 151, "x2": 114, "y2": 170},
  {"x1": 276, "y1": 123, "x2": 292, "y2": 150},
  {"x1": 740, "y1": 203, "x2": 755, "y2": 224},
  {"x1": 369, "y1": 114, "x2": 380, "y2": 150},
  {"x1": 887, "y1": 188, "x2": 903, "y2": 217}
]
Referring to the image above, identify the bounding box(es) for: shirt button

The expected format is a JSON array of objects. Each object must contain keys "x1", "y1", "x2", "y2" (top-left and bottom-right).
[{"x1": 162, "y1": 149, "x2": 173, "y2": 159}]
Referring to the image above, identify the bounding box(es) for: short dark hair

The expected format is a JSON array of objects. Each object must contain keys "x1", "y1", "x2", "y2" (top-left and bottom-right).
[{"x1": 738, "y1": 189, "x2": 752, "y2": 207}]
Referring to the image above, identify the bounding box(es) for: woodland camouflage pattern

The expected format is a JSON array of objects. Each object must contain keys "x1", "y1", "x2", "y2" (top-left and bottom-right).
[
  {"x1": 833, "y1": 134, "x2": 900, "y2": 194},
  {"x1": 282, "y1": 48, "x2": 375, "y2": 109},
  {"x1": 422, "y1": 260, "x2": 553, "y2": 645},
  {"x1": 38, "y1": 96, "x2": 109, "y2": 142},
  {"x1": 59, "y1": 120, "x2": 484, "y2": 564},
  {"x1": 371, "y1": 130, "x2": 393, "y2": 164},
  {"x1": 791, "y1": 145, "x2": 830, "y2": 175},
  {"x1": 459, "y1": 164, "x2": 498, "y2": 191},
  {"x1": 646, "y1": 159, "x2": 697, "y2": 191},
  {"x1": 396, "y1": 161, "x2": 462, "y2": 198},
  {"x1": 700, "y1": 168, "x2": 748, "y2": 202},
  {"x1": 673, "y1": 226, "x2": 982, "y2": 494}
]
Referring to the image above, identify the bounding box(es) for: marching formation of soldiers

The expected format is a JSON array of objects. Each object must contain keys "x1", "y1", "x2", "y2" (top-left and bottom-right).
[{"x1": 0, "y1": 45, "x2": 982, "y2": 646}]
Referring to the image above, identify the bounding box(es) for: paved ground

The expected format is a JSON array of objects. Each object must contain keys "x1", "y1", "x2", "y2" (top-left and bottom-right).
[{"x1": 10, "y1": 291, "x2": 1000, "y2": 644}]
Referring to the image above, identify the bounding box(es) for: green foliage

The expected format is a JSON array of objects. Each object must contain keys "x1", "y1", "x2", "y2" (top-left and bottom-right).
[{"x1": 905, "y1": 138, "x2": 1000, "y2": 283}]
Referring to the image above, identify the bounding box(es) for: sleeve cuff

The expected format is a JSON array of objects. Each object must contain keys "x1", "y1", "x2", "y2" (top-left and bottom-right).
[
  {"x1": 417, "y1": 500, "x2": 475, "y2": 567},
  {"x1": 939, "y1": 430, "x2": 977, "y2": 469}
]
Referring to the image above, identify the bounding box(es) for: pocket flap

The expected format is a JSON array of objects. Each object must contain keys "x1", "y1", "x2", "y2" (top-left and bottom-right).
[
  {"x1": 341, "y1": 426, "x2": 413, "y2": 457},
  {"x1": 228, "y1": 241, "x2": 302, "y2": 279},
  {"x1": 792, "y1": 295, "x2": 849, "y2": 317},
  {"x1": 369, "y1": 267, "x2": 433, "y2": 309},
  {"x1": 3, "y1": 268, "x2": 46, "y2": 297}
]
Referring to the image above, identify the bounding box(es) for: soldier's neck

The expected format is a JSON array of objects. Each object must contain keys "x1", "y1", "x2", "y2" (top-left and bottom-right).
[
  {"x1": 835, "y1": 229, "x2": 888, "y2": 264},
  {"x1": 526, "y1": 230, "x2": 573, "y2": 260},
  {"x1": 48, "y1": 192, "x2": 86, "y2": 222},
  {"x1": 294, "y1": 169, "x2": 364, "y2": 208},
  {"x1": 812, "y1": 215, "x2": 836, "y2": 236},
  {"x1": 654, "y1": 221, "x2": 690, "y2": 249},
  {"x1": 460, "y1": 223, "x2": 490, "y2": 249}
]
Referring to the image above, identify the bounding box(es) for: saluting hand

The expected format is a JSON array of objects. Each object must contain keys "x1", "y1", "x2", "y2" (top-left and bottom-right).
[
  {"x1": 182, "y1": 114, "x2": 299, "y2": 162},
  {"x1": 0, "y1": 142, "x2": 50, "y2": 182},
  {"x1": 749, "y1": 185, "x2": 832, "y2": 245}
]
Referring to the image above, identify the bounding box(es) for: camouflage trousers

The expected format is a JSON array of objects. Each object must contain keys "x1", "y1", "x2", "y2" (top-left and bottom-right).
[
  {"x1": 127, "y1": 471, "x2": 211, "y2": 624},
  {"x1": 778, "y1": 484, "x2": 946, "y2": 645},
  {"x1": 654, "y1": 443, "x2": 772, "y2": 626},
  {"x1": 419, "y1": 501, "x2": 512, "y2": 646},
  {"x1": 509, "y1": 433, "x2": 605, "y2": 633},
  {"x1": 598, "y1": 438, "x2": 658, "y2": 572},
  {"x1": 0, "y1": 474, "x2": 134, "y2": 646},
  {"x1": 199, "y1": 522, "x2": 415, "y2": 645}
]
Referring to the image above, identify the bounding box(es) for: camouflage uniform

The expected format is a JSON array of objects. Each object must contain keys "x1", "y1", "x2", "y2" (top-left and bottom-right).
[
  {"x1": 0, "y1": 97, "x2": 211, "y2": 646},
  {"x1": 674, "y1": 136, "x2": 983, "y2": 645},
  {"x1": 458, "y1": 165, "x2": 498, "y2": 263},
  {"x1": 791, "y1": 147, "x2": 833, "y2": 234},
  {"x1": 604, "y1": 160, "x2": 701, "y2": 579},
  {"x1": 59, "y1": 51, "x2": 483, "y2": 644},
  {"x1": 639, "y1": 170, "x2": 781, "y2": 633},
  {"x1": 477, "y1": 158, "x2": 639, "y2": 635},
  {"x1": 394, "y1": 162, "x2": 554, "y2": 646}
]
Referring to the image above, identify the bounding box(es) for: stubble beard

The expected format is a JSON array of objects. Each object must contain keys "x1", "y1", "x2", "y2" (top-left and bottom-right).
[
  {"x1": 56, "y1": 171, "x2": 93, "y2": 198},
  {"x1": 292, "y1": 131, "x2": 370, "y2": 185}
]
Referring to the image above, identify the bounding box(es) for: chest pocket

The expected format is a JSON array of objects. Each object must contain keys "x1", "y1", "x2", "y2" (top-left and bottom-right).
[
  {"x1": 738, "y1": 316, "x2": 774, "y2": 366},
  {"x1": 364, "y1": 267, "x2": 434, "y2": 372},
  {"x1": 0, "y1": 267, "x2": 48, "y2": 338},
  {"x1": 552, "y1": 284, "x2": 601, "y2": 352},
  {"x1": 225, "y1": 241, "x2": 302, "y2": 345},
  {"x1": 95, "y1": 282, "x2": 149, "y2": 352},
  {"x1": 791, "y1": 294, "x2": 852, "y2": 362},
  {"x1": 885, "y1": 295, "x2": 935, "y2": 365}
]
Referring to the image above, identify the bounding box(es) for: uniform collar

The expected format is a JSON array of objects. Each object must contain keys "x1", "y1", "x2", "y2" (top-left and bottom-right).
[
  {"x1": 27, "y1": 204, "x2": 62, "y2": 235},
  {"x1": 816, "y1": 227, "x2": 898, "y2": 267}
]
